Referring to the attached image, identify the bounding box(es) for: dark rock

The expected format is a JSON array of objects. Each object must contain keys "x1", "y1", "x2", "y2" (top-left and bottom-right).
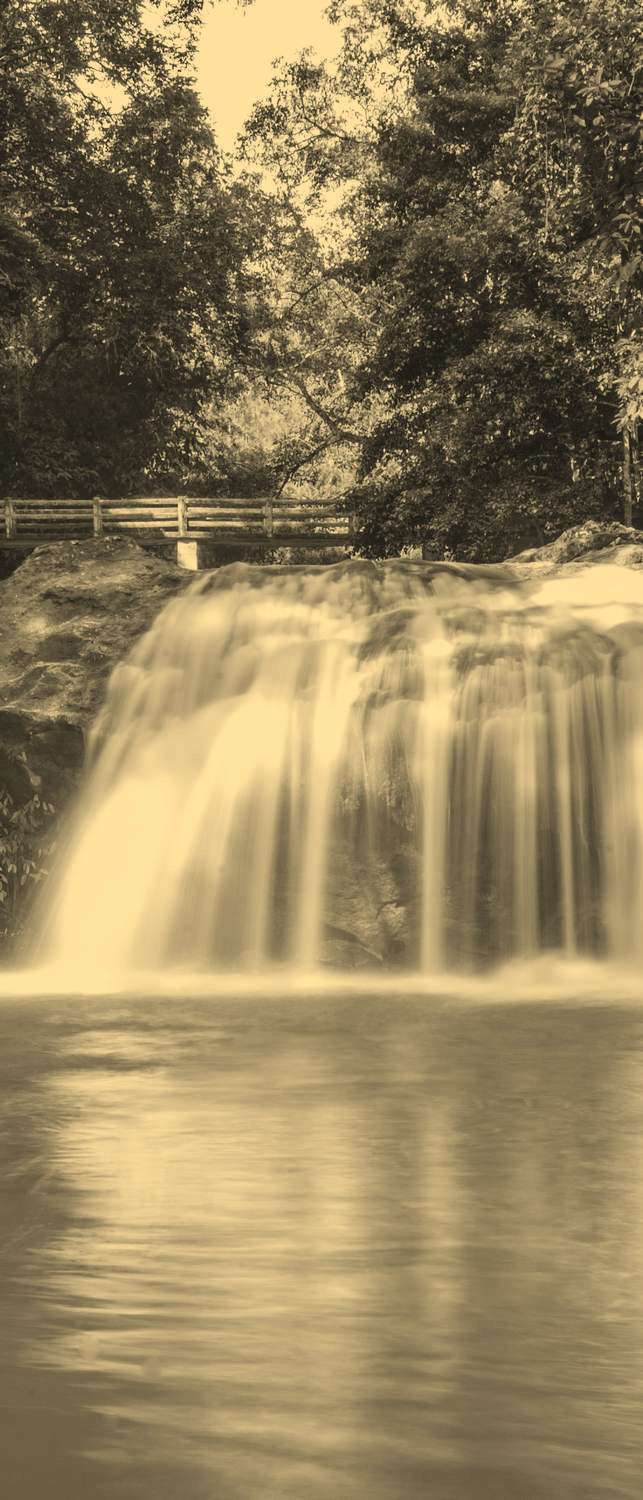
[
  {"x1": 38, "y1": 632, "x2": 83, "y2": 662},
  {"x1": 0, "y1": 747, "x2": 39, "y2": 807}
]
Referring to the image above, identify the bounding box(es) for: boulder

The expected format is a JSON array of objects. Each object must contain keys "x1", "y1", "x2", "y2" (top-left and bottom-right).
[
  {"x1": 0, "y1": 539, "x2": 189, "y2": 942},
  {"x1": 510, "y1": 520, "x2": 643, "y2": 576},
  {"x1": 1, "y1": 538, "x2": 188, "y2": 748}
]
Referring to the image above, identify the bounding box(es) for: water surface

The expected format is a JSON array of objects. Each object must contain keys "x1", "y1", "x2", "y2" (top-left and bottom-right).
[{"x1": 1, "y1": 991, "x2": 643, "y2": 1498}]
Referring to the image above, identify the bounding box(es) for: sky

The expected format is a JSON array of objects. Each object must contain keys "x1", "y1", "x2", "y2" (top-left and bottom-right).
[{"x1": 195, "y1": 0, "x2": 338, "y2": 150}]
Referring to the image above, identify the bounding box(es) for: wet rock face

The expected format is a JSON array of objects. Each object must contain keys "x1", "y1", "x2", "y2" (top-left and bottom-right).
[
  {"x1": 511, "y1": 520, "x2": 643, "y2": 576},
  {"x1": 0, "y1": 540, "x2": 189, "y2": 943},
  {"x1": 0, "y1": 538, "x2": 189, "y2": 732}
]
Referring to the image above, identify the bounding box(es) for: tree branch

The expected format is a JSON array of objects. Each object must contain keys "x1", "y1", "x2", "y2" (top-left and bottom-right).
[
  {"x1": 278, "y1": 371, "x2": 364, "y2": 444},
  {"x1": 33, "y1": 330, "x2": 79, "y2": 373},
  {"x1": 280, "y1": 264, "x2": 351, "y2": 317},
  {"x1": 275, "y1": 433, "x2": 348, "y2": 495}
]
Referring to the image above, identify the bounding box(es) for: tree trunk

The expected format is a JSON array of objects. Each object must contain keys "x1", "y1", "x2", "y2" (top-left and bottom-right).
[
  {"x1": 623, "y1": 427, "x2": 633, "y2": 526},
  {"x1": 632, "y1": 419, "x2": 640, "y2": 517}
]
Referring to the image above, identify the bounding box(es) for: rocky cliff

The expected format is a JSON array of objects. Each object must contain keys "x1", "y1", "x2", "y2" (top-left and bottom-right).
[{"x1": 0, "y1": 539, "x2": 189, "y2": 947}]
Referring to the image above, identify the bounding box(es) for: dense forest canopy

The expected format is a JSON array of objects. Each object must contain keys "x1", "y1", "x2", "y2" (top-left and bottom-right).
[
  {"x1": 0, "y1": 0, "x2": 253, "y2": 496},
  {"x1": 1, "y1": 0, "x2": 641, "y2": 558}
]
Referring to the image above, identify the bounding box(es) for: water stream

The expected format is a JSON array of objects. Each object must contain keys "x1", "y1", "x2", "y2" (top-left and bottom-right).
[{"x1": 31, "y1": 557, "x2": 643, "y2": 981}]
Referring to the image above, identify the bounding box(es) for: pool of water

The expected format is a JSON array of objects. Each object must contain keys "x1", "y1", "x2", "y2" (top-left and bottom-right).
[{"x1": 1, "y1": 991, "x2": 642, "y2": 1498}]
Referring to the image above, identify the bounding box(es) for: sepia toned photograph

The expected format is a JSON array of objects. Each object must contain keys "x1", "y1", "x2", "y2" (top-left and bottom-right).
[{"x1": 0, "y1": 1, "x2": 641, "y2": 1496}]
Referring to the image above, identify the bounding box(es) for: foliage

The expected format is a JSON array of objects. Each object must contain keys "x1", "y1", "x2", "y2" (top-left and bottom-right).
[
  {"x1": 0, "y1": 767, "x2": 57, "y2": 946},
  {"x1": 194, "y1": 384, "x2": 356, "y2": 499},
  {"x1": 0, "y1": 0, "x2": 252, "y2": 499},
  {"x1": 1, "y1": 0, "x2": 640, "y2": 553},
  {"x1": 244, "y1": 0, "x2": 642, "y2": 557},
  {"x1": 176, "y1": 161, "x2": 372, "y2": 499}
]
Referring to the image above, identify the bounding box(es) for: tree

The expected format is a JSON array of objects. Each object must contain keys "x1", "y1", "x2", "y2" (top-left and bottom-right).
[
  {"x1": 244, "y1": 0, "x2": 642, "y2": 558},
  {"x1": 0, "y1": 0, "x2": 252, "y2": 498},
  {"x1": 502, "y1": 0, "x2": 642, "y2": 522}
]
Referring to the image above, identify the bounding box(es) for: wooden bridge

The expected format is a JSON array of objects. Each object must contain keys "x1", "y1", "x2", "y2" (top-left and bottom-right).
[{"x1": 2, "y1": 495, "x2": 355, "y2": 567}]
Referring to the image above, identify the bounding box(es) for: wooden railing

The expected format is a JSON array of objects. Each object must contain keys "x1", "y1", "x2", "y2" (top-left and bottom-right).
[{"x1": 2, "y1": 495, "x2": 355, "y2": 550}]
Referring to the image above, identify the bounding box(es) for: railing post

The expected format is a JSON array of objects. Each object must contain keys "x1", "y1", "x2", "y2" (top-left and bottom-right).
[
  {"x1": 177, "y1": 496, "x2": 188, "y2": 537},
  {"x1": 4, "y1": 497, "x2": 16, "y2": 539},
  {"x1": 263, "y1": 498, "x2": 274, "y2": 536},
  {"x1": 92, "y1": 495, "x2": 103, "y2": 536}
]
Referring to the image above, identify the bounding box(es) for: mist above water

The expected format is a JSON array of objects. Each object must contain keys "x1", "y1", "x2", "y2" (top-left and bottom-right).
[{"x1": 32, "y1": 558, "x2": 643, "y2": 979}]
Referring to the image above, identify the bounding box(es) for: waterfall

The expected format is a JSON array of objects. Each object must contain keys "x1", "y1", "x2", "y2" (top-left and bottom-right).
[{"x1": 34, "y1": 558, "x2": 643, "y2": 975}]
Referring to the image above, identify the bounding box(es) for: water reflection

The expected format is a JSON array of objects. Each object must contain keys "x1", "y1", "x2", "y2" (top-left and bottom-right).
[{"x1": 2, "y1": 995, "x2": 643, "y2": 1498}]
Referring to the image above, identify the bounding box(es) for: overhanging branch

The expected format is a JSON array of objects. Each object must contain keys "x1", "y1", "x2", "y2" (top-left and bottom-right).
[
  {"x1": 279, "y1": 371, "x2": 364, "y2": 445},
  {"x1": 275, "y1": 433, "x2": 350, "y2": 495}
]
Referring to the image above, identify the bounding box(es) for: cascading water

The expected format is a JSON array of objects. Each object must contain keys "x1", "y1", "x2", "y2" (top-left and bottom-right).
[{"x1": 33, "y1": 558, "x2": 643, "y2": 977}]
